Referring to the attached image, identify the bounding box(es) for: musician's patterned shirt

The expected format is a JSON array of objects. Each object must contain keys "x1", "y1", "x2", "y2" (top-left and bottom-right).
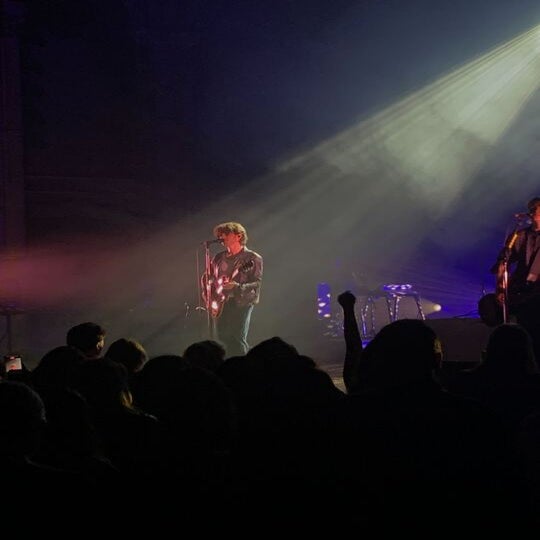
[{"x1": 211, "y1": 247, "x2": 263, "y2": 306}]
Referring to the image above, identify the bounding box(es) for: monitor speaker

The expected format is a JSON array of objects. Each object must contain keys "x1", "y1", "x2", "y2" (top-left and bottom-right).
[{"x1": 425, "y1": 318, "x2": 492, "y2": 363}]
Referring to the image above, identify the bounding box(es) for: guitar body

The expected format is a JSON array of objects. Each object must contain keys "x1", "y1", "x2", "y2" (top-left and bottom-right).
[{"x1": 202, "y1": 260, "x2": 254, "y2": 318}]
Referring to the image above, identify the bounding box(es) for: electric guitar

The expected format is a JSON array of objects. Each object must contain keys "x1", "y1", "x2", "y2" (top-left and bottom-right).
[{"x1": 202, "y1": 260, "x2": 254, "y2": 318}]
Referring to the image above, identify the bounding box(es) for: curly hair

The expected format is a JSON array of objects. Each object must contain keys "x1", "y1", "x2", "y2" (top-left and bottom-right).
[{"x1": 213, "y1": 222, "x2": 248, "y2": 245}]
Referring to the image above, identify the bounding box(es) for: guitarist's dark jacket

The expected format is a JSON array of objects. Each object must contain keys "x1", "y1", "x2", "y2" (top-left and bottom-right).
[{"x1": 491, "y1": 226, "x2": 540, "y2": 304}]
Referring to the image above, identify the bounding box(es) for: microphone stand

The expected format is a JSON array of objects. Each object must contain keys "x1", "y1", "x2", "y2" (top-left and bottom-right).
[
  {"x1": 497, "y1": 229, "x2": 519, "y2": 323},
  {"x1": 201, "y1": 241, "x2": 216, "y2": 339}
]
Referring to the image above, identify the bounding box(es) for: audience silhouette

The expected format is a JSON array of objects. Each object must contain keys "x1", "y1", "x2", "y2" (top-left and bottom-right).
[
  {"x1": 335, "y1": 290, "x2": 535, "y2": 530},
  {"x1": 66, "y1": 322, "x2": 106, "y2": 359},
  {"x1": 0, "y1": 380, "x2": 98, "y2": 528},
  {"x1": 444, "y1": 323, "x2": 540, "y2": 433},
  {"x1": 4, "y1": 292, "x2": 540, "y2": 531},
  {"x1": 183, "y1": 339, "x2": 226, "y2": 373}
]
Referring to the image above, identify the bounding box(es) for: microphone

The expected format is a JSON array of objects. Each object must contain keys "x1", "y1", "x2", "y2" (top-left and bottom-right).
[
  {"x1": 514, "y1": 212, "x2": 531, "y2": 219},
  {"x1": 202, "y1": 238, "x2": 222, "y2": 245}
]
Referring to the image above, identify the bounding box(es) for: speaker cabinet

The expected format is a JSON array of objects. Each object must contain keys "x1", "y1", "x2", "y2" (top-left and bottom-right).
[{"x1": 425, "y1": 318, "x2": 492, "y2": 363}]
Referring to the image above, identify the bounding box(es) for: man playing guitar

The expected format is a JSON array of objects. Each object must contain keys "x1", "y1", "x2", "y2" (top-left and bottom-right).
[
  {"x1": 202, "y1": 222, "x2": 263, "y2": 357},
  {"x1": 491, "y1": 196, "x2": 540, "y2": 359}
]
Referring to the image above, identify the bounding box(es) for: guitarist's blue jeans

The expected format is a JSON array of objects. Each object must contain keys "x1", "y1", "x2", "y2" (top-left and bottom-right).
[{"x1": 217, "y1": 302, "x2": 254, "y2": 357}]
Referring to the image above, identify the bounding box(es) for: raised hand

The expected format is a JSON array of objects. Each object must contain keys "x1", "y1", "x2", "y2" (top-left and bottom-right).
[{"x1": 337, "y1": 290, "x2": 356, "y2": 309}]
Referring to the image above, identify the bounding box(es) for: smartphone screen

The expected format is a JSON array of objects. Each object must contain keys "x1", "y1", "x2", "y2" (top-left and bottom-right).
[{"x1": 4, "y1": 356, "x2": 22, "y2": 371}]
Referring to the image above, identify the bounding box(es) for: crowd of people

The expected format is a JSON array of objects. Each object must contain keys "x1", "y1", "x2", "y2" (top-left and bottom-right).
[{"x1": 3, "y1": 292, "x2": 540, "y2": 533}]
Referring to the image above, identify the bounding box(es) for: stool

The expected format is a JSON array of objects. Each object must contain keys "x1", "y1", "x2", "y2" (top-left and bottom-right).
[{"x1": 382, "y1": 284, "x2": 425, "y2": 322}]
